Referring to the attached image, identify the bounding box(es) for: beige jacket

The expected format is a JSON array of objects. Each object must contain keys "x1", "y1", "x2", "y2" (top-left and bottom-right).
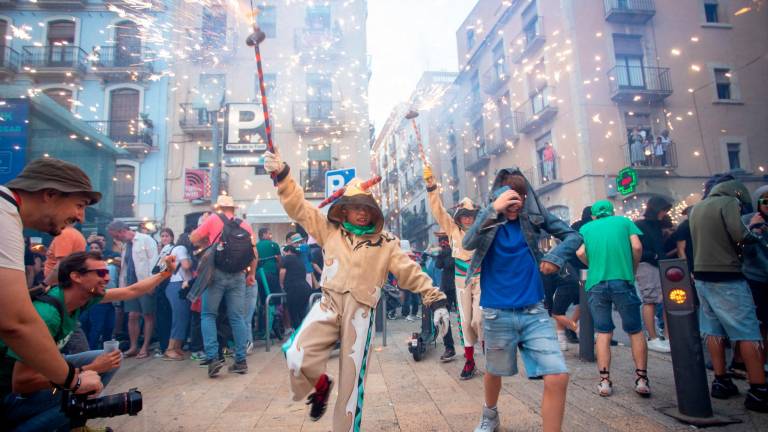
[
  {"x1": 427, "y1": 189, "x2": 473, "y2": 262},
  {"x1": 277, "y1": 173, "x2": 446, "y2": 309}
]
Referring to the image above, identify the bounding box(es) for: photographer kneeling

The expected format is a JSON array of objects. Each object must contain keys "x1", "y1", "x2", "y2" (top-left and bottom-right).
[{"x1": 0, "y1": 251, "x2": 175, "y2": 432}]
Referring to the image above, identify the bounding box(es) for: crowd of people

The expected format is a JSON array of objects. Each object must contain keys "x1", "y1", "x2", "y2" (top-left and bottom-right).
[{"x1": 0, "y1": 155, "x2": 766, "y2": 432}]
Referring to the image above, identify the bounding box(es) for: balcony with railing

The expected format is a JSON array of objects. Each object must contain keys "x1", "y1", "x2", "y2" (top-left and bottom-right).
[
  {"x1": 481, "y1": 59, "x2": 510, "y2": 94},
  {"x1": 485, "y1": 127, "x2": 511, "y2": 156},
  {"x1": 510, "y1": 16, "x2": 545, "y2": 63},
  {"x1": 21, "y1": 46, "x2": 88, "y2": 77},
  {"x1": 299, "y1": 168, "x2": 328, "y2": 195},
  {"x1": 0, "y1": 46, "x2": 20, "y2": 77},
  {"x1": 622, "y1": 139, "x2": 678, "y2": 174},
  {"x1": 604, "y1": 0, "x2": 655, "y2": 24},
  {"x1": 91, "y1": 46, "x2": 154, "y2": 78},
  {"x1": 292, "y1": 100, "x2": 348, "y2": 134},
  {"x1": 608, "y1": 65, "x2": 672, "y2": 103},
  {"x1": 464, "y1": 144, "x2": 490, "y2": 171},
  {"x1": 86, "y1": 119, "x2": 153, "y2": 153},
  {"x1": 294, "y1": 27, "x2": 343, "y2": 63},
  {"x1": 178, "y1": 103, "x2": 213, "y2": 136},
  {"x1": 515, "y1": 86, "x2": 558, "y2": 134}
]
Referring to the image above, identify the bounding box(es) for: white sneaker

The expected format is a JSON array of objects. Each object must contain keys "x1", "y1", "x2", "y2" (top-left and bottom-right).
[
  {"x1": 598, "y1": 377, "x2": 613, "y2": 397},
  {"x1": 406, "y1": 314, "x2": 418, "y2": 321},
  {"x1": 647, "y1": 338, "x2": 671, "y2": 353},
  {"x1": 474, "y1": 406, "x2": 500, "y2": 432}
]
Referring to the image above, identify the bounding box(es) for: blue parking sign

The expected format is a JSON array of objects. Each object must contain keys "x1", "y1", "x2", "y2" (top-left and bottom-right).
[{"x1": 325, "y1": 168, "x2": 356, "y2": 198}]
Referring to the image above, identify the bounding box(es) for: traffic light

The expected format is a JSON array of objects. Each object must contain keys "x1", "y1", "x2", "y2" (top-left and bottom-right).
[{"x1": 660, "y1": 261, "x2": 694, "y2": 313}]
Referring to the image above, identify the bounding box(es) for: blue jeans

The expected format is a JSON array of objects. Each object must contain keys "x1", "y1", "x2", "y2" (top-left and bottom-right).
[
  {"x1": 165, "y1": 281, "x2": 191, "y2": 341},
  {"x1": 202, "y1": 270, "x2": 249, "y2": 362},
  {"x1": 587, "y1": 280, "x2": 643, "y2": 335},
  {"x1": 402, "y1": 290, "x2": 419, "y2": 316},
  {"x1": 696, "y1": 278, "x2": 762, "y2": 341},
  {"x1": 79, "y1": 303, "x2": 115, "y2": 350},
  {"x1": 482, "y1": 303, "x2": 568, "y2": 377},
  {"x1": 245, "y1": 283, "x2": 258, "y2": 344},
  {"x1": 4, "y1": 350, "x2": 120, "y2": 431}
]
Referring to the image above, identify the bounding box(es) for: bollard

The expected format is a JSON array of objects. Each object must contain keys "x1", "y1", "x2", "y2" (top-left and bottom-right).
[
  {"x1": 578, "y1": 269, "x2": 595, "y2": 362},
  {"x1": 265, "y1": 293, "x2": 286, "y2": 352},
  {"x1": 657, "y1": 259, "x2": 739, "y2": 426}
]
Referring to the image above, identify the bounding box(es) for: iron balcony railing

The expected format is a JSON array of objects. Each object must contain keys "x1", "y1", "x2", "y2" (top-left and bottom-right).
[
  {"x1": 514, "y1": 86, "x2": 558, "y2": 134},
  {"x1": 292, "y1": 100, "x2": 347, "y2": 133},
  {"x1": 510, "y1": 16, "x2": 545, "y2": 63},
  {"x1": 0, "y1": 46, "x2": 20, "y2": 73},
  {"x1": 178, "y1": 103, "x2": 213, "y2": 131},
  {"x1": 607, "y1": 65, "x2": 672, "y2": 102},
  {"x1": 86, "y1": 120, "x2": 153, "y2": 148},
  {"x1": 481, "y1": 59, "x2": 510, "y2": 94},
  {"x1": 464, "y1": 144, "x2": 490, "y2": 171},
  {"x1": 622, "y1": 139, "x2": 678, "y2": 170},
  {"x1": 91, "y1": 45, "x2": 153, "y2": 71},
  {"x1": 21, "y1": 46, "x2": 88, "y2": 74},
  {"x1": 604, "y1": 0, "x2": 656, "y2": 23}
]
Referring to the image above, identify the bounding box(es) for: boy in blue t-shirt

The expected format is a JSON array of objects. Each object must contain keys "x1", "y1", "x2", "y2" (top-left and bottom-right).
[{"x1": 463, "y1": 168, "x2": 582, "y2": 432}]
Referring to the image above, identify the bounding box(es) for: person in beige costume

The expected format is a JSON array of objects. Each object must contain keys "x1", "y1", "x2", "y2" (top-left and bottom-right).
[
  {"x1": 263, "y1": 151, "x2": 450, "y2": 432},
  {"x1": 424, "y1": 164, "x2": 482, "y2": 379}
]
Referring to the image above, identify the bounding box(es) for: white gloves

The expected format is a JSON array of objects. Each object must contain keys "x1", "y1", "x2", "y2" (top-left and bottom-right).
[
  {"x1": 433, "y1": 307, "x2": 450, "y2": 338},
  {"x1": 263, "y1": 151, "x2": 284, "y2": 174}
]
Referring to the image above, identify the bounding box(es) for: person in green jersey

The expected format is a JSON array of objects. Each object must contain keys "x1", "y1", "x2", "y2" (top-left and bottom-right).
[{"x1": 576, "y1": 200, "x2": 649, "y2": 398}]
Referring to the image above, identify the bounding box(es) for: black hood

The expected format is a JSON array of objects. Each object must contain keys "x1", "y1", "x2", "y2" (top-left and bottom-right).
[
  {"x1": 643, "y1": 195, "x2": 673, "y2": 220},
  {"x1": 490, "y1": 167, "x2": 552, "y2": 219}
]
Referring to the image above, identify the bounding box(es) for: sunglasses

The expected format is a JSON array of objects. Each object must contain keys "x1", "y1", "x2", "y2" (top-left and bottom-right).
[
  {"x1": 81, "y1": 269, "x2": 109, "y2": 278},
  {"x1": 759, "y1": 198, "x2": 768, "y2": 206}
]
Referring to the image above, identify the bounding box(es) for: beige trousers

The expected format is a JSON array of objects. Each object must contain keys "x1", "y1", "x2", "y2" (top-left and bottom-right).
[{"x1": 283, "y1": 290, "x2": 376, "y2": 432}]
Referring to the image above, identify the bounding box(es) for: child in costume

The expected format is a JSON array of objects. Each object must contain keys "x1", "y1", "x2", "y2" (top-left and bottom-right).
[
  {"x1": 423, "y1": 164, "x2": 481, "y2": 379},
  {"x1": 263, "y1": 151, "x2": 450, "y2": 432}
]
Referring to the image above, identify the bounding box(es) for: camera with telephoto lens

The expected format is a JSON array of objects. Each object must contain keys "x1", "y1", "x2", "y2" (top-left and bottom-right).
[{"x1": 61, "y1": 388, "x2": 142, "y2": 423}]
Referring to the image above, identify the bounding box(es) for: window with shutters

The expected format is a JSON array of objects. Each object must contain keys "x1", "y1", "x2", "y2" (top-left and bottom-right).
[
  {"x1": 613, "y1": 35, "x2": 645, "y2": 88},
  {"x1": 114, "y1": 164, "x2": 136, "y2": 218},
  {"x1": 114, "y1": 20, "x2": 141, "y2": 67},
  {"x1": 202, "y1": 5, "x2": 226, "y2": 50},
  {"x1": 46, "y1": 20, "x2": 76, "y2": 65},
  {"x1": 108, "y1": 88, "x2": 140, "y2": 143}
]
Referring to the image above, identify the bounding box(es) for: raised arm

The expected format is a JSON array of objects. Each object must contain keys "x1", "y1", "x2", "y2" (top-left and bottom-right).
[
  {"x1": 425, "y1": 166, "x2": 456, "y2": 236},
  {"x1": 102, "y1": 256, "x2": 176, "y2": 303},
  {"x1": 387, "y1": 247, "x2": 446, "y2": 309}
]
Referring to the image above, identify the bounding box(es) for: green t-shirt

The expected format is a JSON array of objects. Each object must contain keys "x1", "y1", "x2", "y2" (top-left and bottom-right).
[
  {"x1": 580, "y1": 216, "x2": 643, "y2": 291},
  {"x1": 0, "y1": 286, "x2": 103, "y2": 396},
  {"x1": 256, "y1": 240, "x2": 281, "y2": 275}
]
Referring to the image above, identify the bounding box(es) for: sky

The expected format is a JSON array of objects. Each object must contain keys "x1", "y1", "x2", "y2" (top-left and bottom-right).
[{"x1": 367, "y1": 0, "x2": 478, "y2": 130}]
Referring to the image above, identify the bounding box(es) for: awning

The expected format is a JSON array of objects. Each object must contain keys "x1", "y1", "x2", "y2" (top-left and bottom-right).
[{"x1": 246, "y1": 198, "x2": 327, "y2": 224}]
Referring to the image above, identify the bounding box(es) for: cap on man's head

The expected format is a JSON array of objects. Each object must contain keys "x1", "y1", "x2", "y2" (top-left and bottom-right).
[
  {"x1": 5, "y1": 158, "x2": 101, "y2": 204},
  {"x1": 288, "y1": 233, "x2": 303, "y2": 245},
  {"x1": 591, "y1": 200, "x2": 615, "y2": 219},
  {"x1": 107, "y1": 220, "x2": 130, "y2": 232},
  {"x1": 215, "y1": 194, "x2": 236, "y2": 209}
]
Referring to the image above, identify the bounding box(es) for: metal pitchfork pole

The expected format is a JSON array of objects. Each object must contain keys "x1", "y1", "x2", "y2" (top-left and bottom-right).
[{"x1": 246, "y1": 25, "x2": 277, "y2": 184}]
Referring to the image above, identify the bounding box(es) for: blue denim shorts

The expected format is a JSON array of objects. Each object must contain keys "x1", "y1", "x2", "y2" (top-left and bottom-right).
[
  {"x1": 695, "y1": 278, "x2": 762, "y2": 341},
  {"x1": 587, "y1": 280, "x2": 643, "y2": 335},
  {"x1": 482, "y1": 303, "x2": 568, "y2": 377}
]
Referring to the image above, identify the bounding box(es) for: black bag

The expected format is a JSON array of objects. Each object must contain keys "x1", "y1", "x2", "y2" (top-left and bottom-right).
[{"x1": 213, "y1": 214, "x2": 255, "y2": 273}]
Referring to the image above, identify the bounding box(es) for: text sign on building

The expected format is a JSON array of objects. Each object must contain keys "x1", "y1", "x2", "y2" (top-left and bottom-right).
[
  {"x1": 223, "y1": 103, "x2": 267, "y2": 159},
  {"x1": 184, "y1": 169, "x2": 211, "y2": 201},
  {"x1": 0, "y1": 99, "x2": 29, "y2": 184},
  {"x1": 325, "y1": 168, "x2": 356, "y2": 198},
  {"x1": 616, "y1": 167, "x2": 638, "y2": 196}
]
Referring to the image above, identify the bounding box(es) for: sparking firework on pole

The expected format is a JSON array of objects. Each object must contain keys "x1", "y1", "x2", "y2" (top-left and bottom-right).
[{"x1": 245, "y1": 20, "x2": 277, "y2": 184}]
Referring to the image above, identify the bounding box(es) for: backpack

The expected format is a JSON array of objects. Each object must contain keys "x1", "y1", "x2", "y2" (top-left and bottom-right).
[
  {"x1": 28, "y1": 285, "x2": 67, "y2": 341},
  {"x1": 214, "y1": 214, "x2": 255, "y2": 273}
]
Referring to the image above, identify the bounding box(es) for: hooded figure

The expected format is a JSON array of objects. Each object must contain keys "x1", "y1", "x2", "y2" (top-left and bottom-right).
[
  {"x1": 742, "y1": 184, "x2": 768, "y2": 285},
  {"x1": 263, "y1": 152, "x2": 449, "y2": 432},
  {"x1": 424, "y1": 163, "x2": 483, "y2": 378},
  {"x1": 461, "y1": 167, "x2": 581, "y2": 432}
]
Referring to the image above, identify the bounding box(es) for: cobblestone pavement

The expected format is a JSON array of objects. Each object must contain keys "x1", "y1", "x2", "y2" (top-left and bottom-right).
[{"x1": 94, "y1": 317, "x2": 768, "y2": 431}]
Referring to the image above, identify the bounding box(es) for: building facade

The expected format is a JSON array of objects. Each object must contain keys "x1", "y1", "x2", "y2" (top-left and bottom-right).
[
  {"x1": 0, "y1": 0, "x2": 171, "y2": 224},
  {"x1": 371, "y1": 71, "x2": 456, "y2": 250},
  {"x1": 435, "y1": 0, "x2": 767, "y2": 223},
  {"x1": 164, "y1": 0, "x2": 371, "y2": 238}
]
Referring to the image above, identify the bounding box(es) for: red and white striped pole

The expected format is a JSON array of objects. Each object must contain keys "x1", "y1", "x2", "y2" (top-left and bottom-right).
[{"x1": 246, "y1": 26, "x2": 277, "y2": 183}]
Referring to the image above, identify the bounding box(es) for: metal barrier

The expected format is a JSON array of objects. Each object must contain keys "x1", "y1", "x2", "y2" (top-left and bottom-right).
[
  {"x1": 381, "y1": 294, "x2": 387, "y2": 347},
  {"x1": 578, "y1": 269, "x2": 595, "y2": 362},
  {"x1": 265, "y1": 293, "x2": 287, "y2": 352}
]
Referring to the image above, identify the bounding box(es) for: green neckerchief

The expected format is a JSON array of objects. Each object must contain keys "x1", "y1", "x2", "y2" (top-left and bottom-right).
[{"x1": 342, "y1": 222, "x2": 376, "y2": 236}]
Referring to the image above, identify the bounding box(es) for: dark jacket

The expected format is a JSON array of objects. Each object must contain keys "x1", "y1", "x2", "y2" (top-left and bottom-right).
[
  {"x1": 690, "y1": 180, "x2": 766, "y2": 274},
  {"x1": 742, "y1": 184, "x2": 768, "y2": 282},
  {"x1": 436, "y1": 247, "x2": 456, "y2": 292},
  {"x1": 462, "y1": 167, "x2": 582, "y2": 278},
  {"x1": 634, "y1": 196, "x2": 672, "y2": 267}
]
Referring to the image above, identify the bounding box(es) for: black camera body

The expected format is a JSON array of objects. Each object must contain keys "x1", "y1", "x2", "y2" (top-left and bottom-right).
[{"x1": 61, "y1": 388, "x2": 142, "y2": 424}]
